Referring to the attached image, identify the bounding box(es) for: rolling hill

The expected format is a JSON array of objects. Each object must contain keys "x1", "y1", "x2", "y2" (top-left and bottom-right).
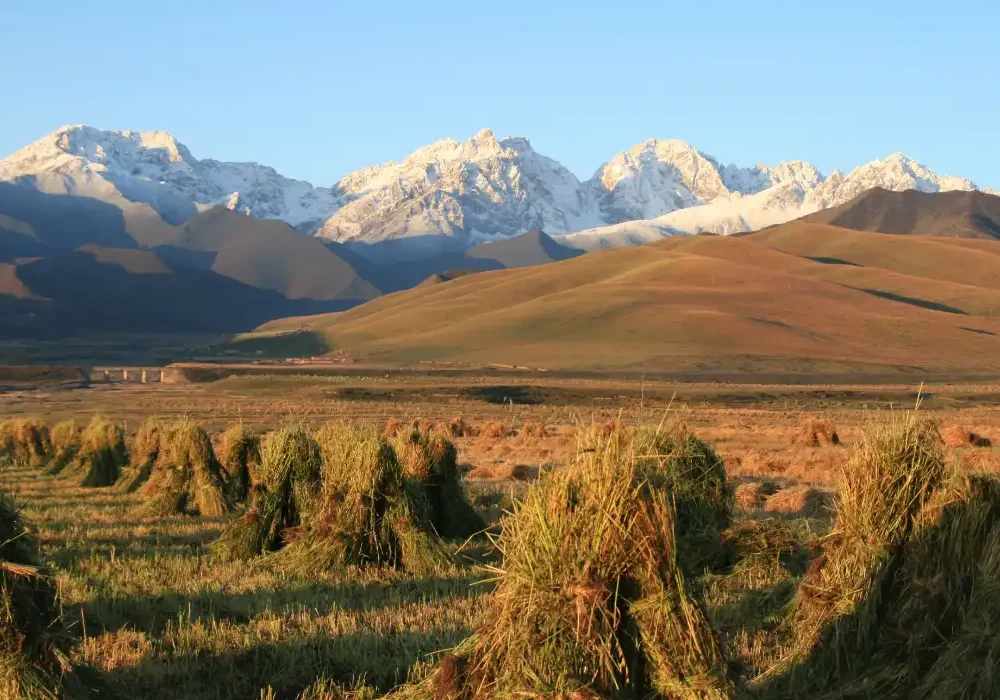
[
  {"x1": 0, "y1": 245, "x2": 357, "y2": 337},
  {"x1": 251, "y1": 222, "x2": 1000, "y2": 377},
  {"x1": 802, "y1": 188, "x2": 1000, "y2": 239}
]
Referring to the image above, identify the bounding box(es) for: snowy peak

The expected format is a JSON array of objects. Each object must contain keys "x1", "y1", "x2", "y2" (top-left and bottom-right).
[
  {"x1": 316, "y1": 128, "x2": 600, "y2": 251},
  {"x1": 0, "y1": 125, "x2": 339, "y2": 229},
  {"x1": 0, "y1": 125, "x2": 988, "y2": 258},
  {"x1": 824, "y1": 153, "x2": 979, "y2": 207}
]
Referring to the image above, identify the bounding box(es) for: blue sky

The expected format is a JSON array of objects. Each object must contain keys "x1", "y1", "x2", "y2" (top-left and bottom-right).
[{"x1": 2, "y1": 0, "x2": 997, "y2": 188}]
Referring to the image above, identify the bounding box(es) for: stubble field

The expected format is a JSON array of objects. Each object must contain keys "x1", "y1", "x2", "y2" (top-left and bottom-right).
[{"x1": 1, "y1": 368, "x2": 999, "y2": 698}]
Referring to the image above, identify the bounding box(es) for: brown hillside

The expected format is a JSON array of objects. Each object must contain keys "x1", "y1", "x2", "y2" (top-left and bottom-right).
[
  {"x1": 802, "y1": 188, "x2": 1000, "y2": 239},
  {"x1": 254, "y1": 225, "x2": 1000, "y2": 376}
]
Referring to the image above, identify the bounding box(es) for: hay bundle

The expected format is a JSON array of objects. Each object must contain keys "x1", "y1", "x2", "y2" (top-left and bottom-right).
[
  {"x1": 766, "y1": 470, "x2": 1000, "y2": 698},
  {"x1": 426, "y1": 426, "x2": 732, "y2": 699},
  {"x1": 214, "y1": 427, "x2": 322, "y2": 561},
  {"x1": 115, "y1": 418, "x2": 163, "y2": 492},
  {"x1": 479, "y1": 421, "x2": 510, "y2": 440},
  {"x1": 137, "y1": 421, "x2": 229, "y2": 517},
  {"x1": 734, "y1": 480, "x2": 780, "y2": 512},
  {"x1": 393, "y1": 430, "x2": 485, "y2": 538},
  {"x1": 7, "y1": 420, "x2": 51, "y2": 469},
  {"x1": 633, "y1": 426, "x2": 733, "y2": 571},
  {"x1": 941, "y1": 425, "x2": 991, "y2": 448},
  {"x1": 273, "y1": 423, "x2": 453, "y2": 575},
  {"x1": 45, "y1": 421, "x2": 81, "y2": 476},
  {"x1": 0, "y1": 422, "x2": 12, "y2": 464},
  {"x1": 446, "y1": 416, "x2": 476, "y2": 438},
  {"x1": 0, "y1": 490, "x2": 83, "y2": 698},
  {"x1": 763, "y1": 485, "x2": 830, "y2": 519},
  {"x1": 793, "y1": 417, "x2": 841, "y2": 447},
  {"x1": 218, "y1": 424, "x2": 261, "y2": 504},
  {"x1": 66, "y1": 417, "x2": 126, "y2": 487},
  {"x1": 760, "y1": 412, "x2": 954, "y2": 695}
]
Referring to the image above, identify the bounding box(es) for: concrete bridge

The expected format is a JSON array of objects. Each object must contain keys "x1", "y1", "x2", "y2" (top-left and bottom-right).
[{"x1": 90, "y1": 367, "x2": 173, "y2": 384}]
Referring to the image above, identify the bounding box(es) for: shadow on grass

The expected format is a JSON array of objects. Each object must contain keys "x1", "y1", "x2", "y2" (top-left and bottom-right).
[
  {"x1": 101, "y1": 628, "x2": 470, "y2": 700},
  {"x1": 77, "y1": 573, "x2": 488, "y2": 636}
]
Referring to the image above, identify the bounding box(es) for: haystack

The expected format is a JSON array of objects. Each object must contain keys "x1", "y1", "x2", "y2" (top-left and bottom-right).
[
  {"x1": 421, "y1": 425, "x2": 732, "y2": 699},
  {"x1": 757, "y1": 412, "x2": 1000, "y2": 697},
  {"x1": 45, "y1": 421, "x2": 81, "y2": 476},
  {"x1": 941, "y1": 424, "x2": 992, "y2": 448},
  {"x1": 633, "y1": 426, "x2": 734, "y2": 571},
  {"x1": 0, "y1": 423, "x2": 13, "y2": 467},
  {"x1": 0, "y1": 490, "x2": 84, "y2": 698},
  {"x1": 273, "y1": 423, "x2": 453, "y2": 575},
  {"x1": 793, "y1": 417, "x2": 841, "y2": 447},
  {"x1": 0, "y1": 420, "x2": 51, "y2": 469},
  {"x1": 137, "y1": 421, "x2": 229, "y2": 516},
  {"x1": 66, "y1": 417, "x2": 126, "y2": 487},
  {"x1": 115, "y1": 418, "x2": 163, "y2": 492},
  {"x1": 214, "y1": 427, "x2": 322, "y2": 561},
  {"x1": 218, "y1": 424, "x2": 261, "y2": 504},
  {"x1": 393, "y1": 429, "x2": 485, "y2": 538}
]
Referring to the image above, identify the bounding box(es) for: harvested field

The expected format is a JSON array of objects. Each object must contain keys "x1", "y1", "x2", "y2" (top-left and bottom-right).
[{"x1": 1, "y1": 372, "x2": 1000, "y2": 698}]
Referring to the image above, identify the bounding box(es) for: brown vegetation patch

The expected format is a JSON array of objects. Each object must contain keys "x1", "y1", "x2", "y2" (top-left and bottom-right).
[
  {"x1": 793, "y1": 417, "x2": 841, "y2": 447},
  {"x1": 734, "y1": 480, "x2": 781, "y2": 511},
  {"x1": 942, "y1": 425, "x2": 992, "y2": 448},
  {"x1": 764, "y1": 485, "x2": 830, "y2": 518}
]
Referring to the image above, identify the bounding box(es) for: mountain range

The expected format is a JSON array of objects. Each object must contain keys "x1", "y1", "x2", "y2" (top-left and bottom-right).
[
  {"x1": 2, "y1": 125, "x2": 994, "y2": 258},
  {"x1": 3, "y1": 124, "x2": 1000, "y2": 342}
]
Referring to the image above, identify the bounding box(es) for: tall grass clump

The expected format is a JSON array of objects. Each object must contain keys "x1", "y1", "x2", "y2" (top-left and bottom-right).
[
  {"x1": 393, "y1": 429, "x2": 485, "y2": 538},
  {"x1": 421, "y1": 426, "x2": 732, "y2": 699},
  {"x1": 45, "y1": 421, "x2": 81, "y2": 476},
  {"x1": 219, "y1": 424, "x2": 261, "y2": 504},
  {"x1": 138, "y1": 421, "x2": 229, "y2": 516},
  {"x1": 214, "y1": 427, "x2": 322, "y2": 561},
  {"x1": 65, "y1": 417, "x2": 126, "y2": 487},
  {"x1": 756, "y1": 412, "x2": 1000, "y2": 697},
  {"x1": 274, "y1": 423, "x2": 453, "y2": 575},
  {"x1": 115, "y1": 418, "x2": 163, "y2": 492},
  {"x1": 0, "y1": 490, "x2": 87, "y2": 698}
]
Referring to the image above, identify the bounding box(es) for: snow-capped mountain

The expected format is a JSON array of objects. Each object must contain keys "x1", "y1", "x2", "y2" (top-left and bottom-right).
[
  {"x1": 0, "y1": 125, "x2": 339, "y2": 229},
  {"x1": 317, "y1": 129, "x2": 603, "y2": 251},
  {"x1": 0, "y1": 125, "x2": 986, "y2": 257},
  {"x1": 562, "y1": 152, "x2": 984, "y2": 250}
]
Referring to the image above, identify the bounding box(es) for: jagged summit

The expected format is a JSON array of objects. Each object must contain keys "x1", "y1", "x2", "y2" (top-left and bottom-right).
[{"x1": 0, "y1": 125, "x2": 985, "y2": 257}]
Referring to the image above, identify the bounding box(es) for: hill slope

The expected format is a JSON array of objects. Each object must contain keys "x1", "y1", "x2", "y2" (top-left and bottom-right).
[
  {"x1": 801, "y1": 188, "x2": 1000, "y2": 239},
  {"x1": 253, "y1": 224, "x2": 1000, "y2": 376},
  {"x1": 0, "y1": 246, "x2": 357, "y2": 336}
]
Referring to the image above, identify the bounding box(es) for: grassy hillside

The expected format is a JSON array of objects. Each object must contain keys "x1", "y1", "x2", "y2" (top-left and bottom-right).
[{"x1": 254, "y1": 223, "x2": 1000, "y2": 375}]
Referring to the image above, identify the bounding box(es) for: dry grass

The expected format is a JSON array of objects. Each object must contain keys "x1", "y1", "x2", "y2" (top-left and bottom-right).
[
  {"x1": 734, "y1": 481, "x2": 780, "y2": 512},
  {"x1": 763, "y1": 486, "x2": 830, "y2": 519}
]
